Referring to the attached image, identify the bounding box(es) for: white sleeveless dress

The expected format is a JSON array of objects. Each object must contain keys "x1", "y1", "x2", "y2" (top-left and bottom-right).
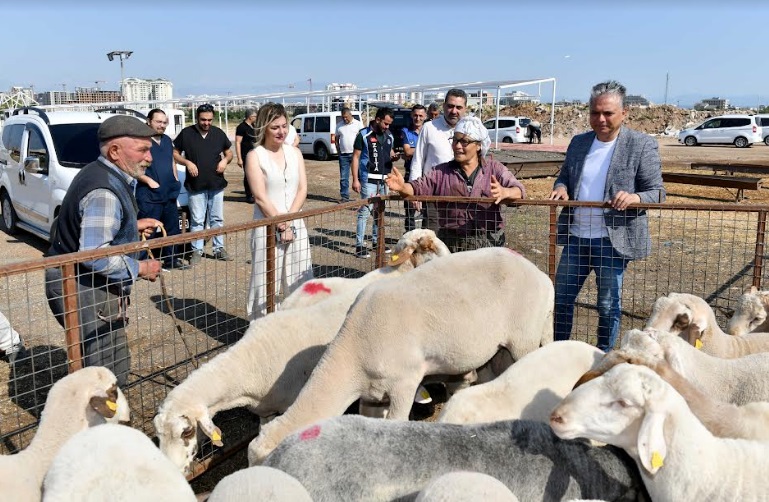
[{"x1": 246, "y1": 144, "x2": 313, "y2": 319}]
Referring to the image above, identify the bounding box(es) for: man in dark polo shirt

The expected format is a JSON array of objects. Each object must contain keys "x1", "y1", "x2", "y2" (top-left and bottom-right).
[{"x1": 173, "y1": 104, "x2": 233, "y2": 265}]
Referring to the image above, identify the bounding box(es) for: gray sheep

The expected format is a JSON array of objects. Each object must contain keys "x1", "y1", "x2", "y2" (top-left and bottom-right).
[{"x1": 262, "y1": 415, "x2": 646, "y2": 502}]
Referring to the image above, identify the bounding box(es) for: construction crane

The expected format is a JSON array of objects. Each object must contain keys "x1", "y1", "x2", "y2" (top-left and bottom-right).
[{"x1": 94, "y1": 80, "x2": 106, "y2": 90}]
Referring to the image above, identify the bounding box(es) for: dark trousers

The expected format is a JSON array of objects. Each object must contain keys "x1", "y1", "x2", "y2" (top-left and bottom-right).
[
  {"x1": 137, "y1": 199, "x2": 181, "y2": 262},
  {"x1": 45, "y1": 268, "x2": 131, "y2": 387}
]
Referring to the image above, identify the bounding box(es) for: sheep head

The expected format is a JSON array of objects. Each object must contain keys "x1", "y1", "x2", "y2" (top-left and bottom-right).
[
  {"x1": 41, "y1": 367, "x2": 130, "y2": 428},
  {"x1": 387, "y1": 229, "x2": 451, "y2": 270},
  {"x1": 726, "y1": 287, "x2": 769, "y2": 336},
  {"x1": 154, "y1": 404, "x2": 222, "y2": 476},
  {"x1": 645, "y1": 293, "x2": 710, "y2": 348},
  {"x1": 551, "y1": 363, "x2": 673, "y2": 476}
]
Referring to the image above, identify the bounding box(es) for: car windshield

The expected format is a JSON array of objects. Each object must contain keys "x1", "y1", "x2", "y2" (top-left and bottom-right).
[{"x1": 49, "y1": 123, "x2": 101, "y2": 168}]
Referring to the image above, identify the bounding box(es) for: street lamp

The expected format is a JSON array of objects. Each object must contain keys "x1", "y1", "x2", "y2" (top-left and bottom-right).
[{"x1": 106, "y1": 51, "x2": 133, "y2": 101}]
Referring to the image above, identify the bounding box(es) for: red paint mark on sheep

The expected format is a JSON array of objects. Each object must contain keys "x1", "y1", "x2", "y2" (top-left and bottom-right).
[
  {"x1": 299, "y1": 425, "x2": 321, "y2": 441},
  {"x1": 302, "y1": 282, "x2": 332, "y2": 295}
]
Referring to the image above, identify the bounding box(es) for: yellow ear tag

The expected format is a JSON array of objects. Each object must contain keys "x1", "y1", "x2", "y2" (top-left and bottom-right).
[
  {"x1": 106, "y1": 400, "x2": 118, "y2": 412},
  {"x1": 420, "y1": 388, "x2": 431, "y2": 400},
  {"x1": 695, "y1": 339, "x2": 703, "y2": 350},
  {"x1": 211, "y1": 431, "x2": 221, "y2": 441},
  {"x1": 651, "y1": 451, "x2": 664, "y2": 470},
  {"x1": 390, "y1": 254, "x2": 399, "y2": 262}
]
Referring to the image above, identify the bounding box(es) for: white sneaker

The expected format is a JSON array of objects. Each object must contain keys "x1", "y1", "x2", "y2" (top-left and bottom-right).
[{"x1": 413, "y1": 384, "x2": 432, "y2": 404}]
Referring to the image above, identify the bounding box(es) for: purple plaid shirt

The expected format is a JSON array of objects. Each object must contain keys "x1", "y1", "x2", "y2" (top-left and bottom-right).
[{"x1": 409, "y1": 159, "x2": 526, "y2": 234}]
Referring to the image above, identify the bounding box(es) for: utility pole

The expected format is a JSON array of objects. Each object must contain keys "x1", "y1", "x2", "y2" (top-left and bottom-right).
[
  {"x1": 664, "y1": 72, "x2": 669, "y2": 106},
  {"x1": 107, "y1": 51, "x2": 133, "y2": 101}
]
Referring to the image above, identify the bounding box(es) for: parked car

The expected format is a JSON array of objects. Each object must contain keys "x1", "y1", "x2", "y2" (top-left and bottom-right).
[
  {"x1": 0, "y1": 107, "x2": 188, "y2": 241},
  {"x1": 482, "y1": 116, "x2": 532, "y2": 143},
  {"x1": 678, "y1": 114, "x2": 762, "y2": 148},
  {"x1": 291, "y1": 110, "x2": 363, "y2": 161},
  {"x1": 754, "y1": 114, "x2": 769, "y2": 146}
]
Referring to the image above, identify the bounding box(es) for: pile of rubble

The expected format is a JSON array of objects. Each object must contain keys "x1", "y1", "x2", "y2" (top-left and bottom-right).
[{"x1": 483, "y1": 103, "x2": 756, "y2": 138}]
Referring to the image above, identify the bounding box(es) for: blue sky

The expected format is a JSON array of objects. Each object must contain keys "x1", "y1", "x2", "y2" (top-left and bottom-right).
[{"x1": 5, "y1": 1, "x2": 766, "y2": 107}]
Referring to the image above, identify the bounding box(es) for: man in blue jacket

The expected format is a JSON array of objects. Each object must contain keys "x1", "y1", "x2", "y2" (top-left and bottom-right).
[
  {"x1": 136, "y1": 109, "x2": 187, "y2": 270},
  {"x1": 549, "y1": 80, "x2": 665, "y2": 352}
]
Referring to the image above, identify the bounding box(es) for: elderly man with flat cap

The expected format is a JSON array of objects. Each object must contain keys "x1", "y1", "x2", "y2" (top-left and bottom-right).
[{"x1": 45, "y1": 115, "x2": 163, "y2": 386}]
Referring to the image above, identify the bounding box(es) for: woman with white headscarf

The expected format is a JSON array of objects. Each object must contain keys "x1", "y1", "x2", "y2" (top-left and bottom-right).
[{"x1": 385, "y1": 115, "x2": 526, "y2": 252}]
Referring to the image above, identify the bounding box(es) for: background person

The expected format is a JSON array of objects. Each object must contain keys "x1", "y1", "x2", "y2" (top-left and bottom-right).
[
  {"x1": 45, "y1": 116, "x2": 163, "y2": 386},
  {"x1": 528, "y1": 119, "x2": 542, "y2": 144},
  {"x1": 351, "y1": 107, "x2": 398, "y2": 258},
  {"x1": 426, "y1": 102, "x2": 441, "y2": 121},
  {"x1": 386, "y1": 115, "x2": 525, "y2": 252},
  {"x1": 235, "y1": 108, "x2": 258, "y2": 203},
  {"x1": 245, "y1": 103, "x2": 313, "y2": 320},
  {"x1": 401, "y1": 104, "x2": 427, "y2": 231},
  {"x1": 173, "y1": 104, "x2": 233, "y2": 264},
  {"x1": 548, "y1": 80, "x2": 665, "y2": 352},
  {"x1": 335, "y1": 108, "x2": 364, "y2": 203},
  {"x1": 135, "y1": 109, "x2": 186, "y2": 270}
]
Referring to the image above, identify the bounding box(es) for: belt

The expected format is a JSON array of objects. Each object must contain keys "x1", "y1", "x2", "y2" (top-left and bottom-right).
[{"x1": 367, "y1": 174, "x2": 386, "y2": 180}]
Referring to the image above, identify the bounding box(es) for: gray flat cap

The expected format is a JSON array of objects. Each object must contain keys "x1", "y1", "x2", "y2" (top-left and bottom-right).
[{"x1": 98, "y1": 115, "x2": 156, "y2": 141}]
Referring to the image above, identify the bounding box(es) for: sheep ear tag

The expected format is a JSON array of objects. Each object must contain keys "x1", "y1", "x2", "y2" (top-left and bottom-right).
[
  {"x1": 695, "y1": 339, "x2": 703, "y2": 350},
  {"x1": 106, "y1": 400, "x2": 118, "y2": 412},
  {"x1": 651, "y1": 451, "x2": 664, "y2": 470},
  {"x1": 89, "y1": 395, "x2": 118, "y2": 419},
  {"x1": 388, "y1": 247, "x2": 414, "y2": 266},
  {"x1": 199, "y1": 417, "x2": 224, "y2": 447}
]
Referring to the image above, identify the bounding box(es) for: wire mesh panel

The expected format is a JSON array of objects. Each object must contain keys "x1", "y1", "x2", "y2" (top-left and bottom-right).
[{"x1": 1, "y1": 196, "x2": 769, "y2": 478}]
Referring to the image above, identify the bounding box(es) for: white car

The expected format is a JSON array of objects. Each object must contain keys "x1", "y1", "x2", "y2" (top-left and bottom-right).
[
  {"x1": 483, "y1": 116, "x2": 532, "y2": 143},
  {"x1": 0, "y1": 107, "x2": 187, "y2": 241},
  {"x1": 754, "y1": 114, "x2": 769, "y2": 146},
  {"x1": 678, "y1": 114, "x2": 762, "y2": 148},
  {"x1": 291, "y1": 110, "x2": 363, "y2": 161}
]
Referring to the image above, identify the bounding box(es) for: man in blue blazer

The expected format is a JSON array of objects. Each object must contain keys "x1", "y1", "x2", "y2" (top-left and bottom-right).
[{"x1": 549, "y1": 80, "x2": 665, "y2": 352}]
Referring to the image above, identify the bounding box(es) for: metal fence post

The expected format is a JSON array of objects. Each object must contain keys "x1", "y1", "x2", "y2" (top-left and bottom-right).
[
  {"x1": 374, "y1": 197, "x2": 387, "y2": 268},
  {"x1": 266, "y1": 224, "x2": 277, "y2": 313},
  {"x1": 548, "y1": 205, "x2": 558, "y2": 283},
  {"x1": 753, "y1": 210, "x2": 767, "y2": 289},
  {"x1": 61, "y1": 262, "x2": 83, "y2": 373}
]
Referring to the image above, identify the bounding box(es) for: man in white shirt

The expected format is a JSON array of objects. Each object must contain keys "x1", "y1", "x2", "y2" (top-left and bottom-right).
[
  {"x1": 335, "y1": 107, "x2": 363, "y2": 203},
  {"x1": 409, "y1": 89, "x2": 467, "y2": 230}
]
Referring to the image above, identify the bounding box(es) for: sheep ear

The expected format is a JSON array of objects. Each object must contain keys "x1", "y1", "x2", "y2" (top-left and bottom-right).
[
  {"x1": 198, "y1": 416, "x2": 223, "y2": 447},
  {"x1": 687, "y1": 323, "x2": 704, "y2": 349},
  {"x1": 637, "y1": 409, "x2": 668, "y2": 475},
  {"x1": 89, "y1": 384, "x2": 120, "y2": 419},
  {"x1": 387, "y1": 246, "x2": 415, "y2": 266}
]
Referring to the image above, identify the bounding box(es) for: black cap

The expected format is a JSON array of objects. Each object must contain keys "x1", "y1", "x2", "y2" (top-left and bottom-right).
[{"x1": 98, "y1": 115, "x2": 156, "y2": 142}]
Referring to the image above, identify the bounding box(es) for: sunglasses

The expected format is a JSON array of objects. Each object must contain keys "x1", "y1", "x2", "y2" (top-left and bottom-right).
[{"x1": 451, "y1": 137, "x2": 478, "y2": 147}]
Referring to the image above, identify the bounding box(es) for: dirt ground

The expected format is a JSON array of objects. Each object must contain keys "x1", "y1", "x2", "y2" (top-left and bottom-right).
[{"x1": 1, "y1": 134, "x2": 768, "y2": 492}]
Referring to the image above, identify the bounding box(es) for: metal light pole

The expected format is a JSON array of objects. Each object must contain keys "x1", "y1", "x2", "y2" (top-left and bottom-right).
[{"x1": 107, "y1": 51, "x2": 133, "y2": 101}]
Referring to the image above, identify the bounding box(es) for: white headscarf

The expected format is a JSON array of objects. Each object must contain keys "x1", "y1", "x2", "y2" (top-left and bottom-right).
[{"x1": 454, "y1": 116, "x2": 491, "y2": 157}]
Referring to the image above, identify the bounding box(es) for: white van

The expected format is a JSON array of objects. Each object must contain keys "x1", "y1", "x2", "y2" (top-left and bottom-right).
[
  {"x1": 678, "y1": 114, "x2": 762, "y2": 148},
  {"x1": 754, "y1": 114, "x2": 769, "y2": 145},
  {"x1": 291, "y1": 110, "x2": 363, "y2": 161},
  {"x1": 483, "y1": 116, "x2": 531, "y2": 143}
]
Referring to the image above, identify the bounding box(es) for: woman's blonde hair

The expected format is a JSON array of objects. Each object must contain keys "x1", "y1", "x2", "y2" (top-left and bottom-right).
[{"x1": 254, "y1": 102, "x2": 288, "y2": 146}]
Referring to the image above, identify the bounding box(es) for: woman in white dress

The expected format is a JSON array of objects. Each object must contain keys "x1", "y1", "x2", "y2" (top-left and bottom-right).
[{"x1": 245, "y1": 103, "x2": 313, "y2": 319}]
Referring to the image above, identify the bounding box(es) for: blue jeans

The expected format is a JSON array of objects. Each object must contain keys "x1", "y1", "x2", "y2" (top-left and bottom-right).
[
  {"x1": 356, "y1": 180, "x2": 387, "y2": 248},
  {"x1": 188, "y1": 188, "x2": 225, "y2": 253},
  {"x1": 554, "y1": 236, "x2": 630, "y2": 352},
  {"x1": 339, "y1": 153, "x2": 353, "y2": 202}
]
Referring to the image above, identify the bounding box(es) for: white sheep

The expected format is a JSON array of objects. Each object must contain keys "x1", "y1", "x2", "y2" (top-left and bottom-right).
[
  {"x1": 614, "y1": 328, "x2": 769, "y2": 406},
  {"x1": 438, "y1": 341, "x2": 603, "y2": 425},
  {"x1": 550, "y1": 363, "x2": 769, "y2": 501},
  {"x1": 726, "y1": 286, "x2": 769, "y2": 336},
  {"x1": 0, "y1": 367, "x2": 130, "y2": 502},
  {"x1": 575, "y1": 345, "x2": 769, "y2": 441},
  {"x1": 206, "y1": 466, "x2": 312, "y2": 502},
  {"x1": 415, "y1": 471, "x2": 519, "y2": 502},
  {"x1": 42, "y1": 424, "x2": 195, "y2": 502},
  {"x1": 154, "y1": 233, "x2": 450, "y2": 475},
  {"x1": 280, "y1": 228, "x2": 451, "y2": 310},
  {"x1": 249, "y1": 247, "x2": 555, "y2": 464},
  {"x1": 645, "y1": 292, "x2": 769, "y2": 358}
]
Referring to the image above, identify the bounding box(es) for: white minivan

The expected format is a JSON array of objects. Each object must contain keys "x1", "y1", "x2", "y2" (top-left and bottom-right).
[
  {"x1": 678, "y1": 114, "x2": 762, "y2": 148},
  {"x1": 291, "y1": 110, "x2": 363, "y2": 161},
  {"x1": 754, "y1": 114, "x2": 769, "y2": 146},
  {"x1": 483, "y1": 116, "x2": 531, "y2": 143}
]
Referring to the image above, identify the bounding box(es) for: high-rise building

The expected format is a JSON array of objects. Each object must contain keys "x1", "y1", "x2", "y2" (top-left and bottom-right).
[
  {"x1": 122, "y1": 78, "x2": 173, "y2": 102},
  {"x1": 74, "y1": 87, "x2": 122, "y2": 103}
]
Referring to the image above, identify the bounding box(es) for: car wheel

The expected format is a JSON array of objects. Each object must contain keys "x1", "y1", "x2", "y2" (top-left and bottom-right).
[
  {"x1": 764, "y1": 136, "x2": 769, "y2": 146},
  {"x1": 683, "y1": 136, "x2": 697, "y2": 147},
  {"x1": 314, "y1": 143, "x2": 330, "y2": 161},
  {"x1": 1, "y1": 191, "x2": 18, "y2": 235},
  {"x1": 734, "y1": 137, "x2": 749, "y2": 148},
  {"x1": 502, "y1": 137, "x2": 513, "y2": 144}
]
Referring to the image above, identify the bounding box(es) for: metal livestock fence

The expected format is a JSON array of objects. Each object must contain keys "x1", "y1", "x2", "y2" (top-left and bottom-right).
[{"x1": 0, "y1": 195, "x2": 767, "y2": 478}]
